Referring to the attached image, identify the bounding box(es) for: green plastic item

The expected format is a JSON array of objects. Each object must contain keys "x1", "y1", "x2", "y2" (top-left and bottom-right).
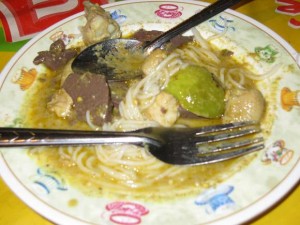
[{"x1": 165, "y1": 65, "x2": 225, "y2": 118}]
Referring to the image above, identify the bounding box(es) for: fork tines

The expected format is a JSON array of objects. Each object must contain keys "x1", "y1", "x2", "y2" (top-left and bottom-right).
[{"x1": 195, "y1": 121, "x2": 264, "y2": 159}]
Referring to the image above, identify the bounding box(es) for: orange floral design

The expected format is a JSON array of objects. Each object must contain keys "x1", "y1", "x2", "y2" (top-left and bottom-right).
[
  {"x1": 50, "y1": 31, "x2": 76, "y2": 44},
  {"x1": 12, "y1": 67, "x2": 37, "y2": 90},
  {"x1": 281, "y1": 87, "x2": 300, "y2": 111}
]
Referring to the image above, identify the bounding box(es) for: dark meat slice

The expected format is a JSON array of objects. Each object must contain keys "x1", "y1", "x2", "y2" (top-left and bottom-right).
[
  {"x1": 220, "y1": 49, "x2": 234, "y2": 57},
  {"x1": 33, "y1": 39, "x2": 77, "y2": 71},
  {"x1": 132, "y1": 29, "x2": 193, "y2": 51},
  {"x1": 62, "y1": 72, "x2": 112, "y2": 126},
  {"x1": 132, "y1": 30, "x2": 163, "y2": 42},
  {"x1": 170, "y1": 35, "x2": 194, "y2": 50}
]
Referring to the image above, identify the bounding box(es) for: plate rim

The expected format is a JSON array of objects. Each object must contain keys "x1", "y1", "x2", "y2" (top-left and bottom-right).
[{"x1": 0, "y1": 1, "x2": 299, "y2": 225}]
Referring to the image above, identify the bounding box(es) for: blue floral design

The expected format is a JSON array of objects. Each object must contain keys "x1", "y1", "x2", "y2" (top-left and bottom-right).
[
  {"x1": 32, "y1": 168, "x2": 67, "y2": 194},
  {"x1": 195, "y1": 185, "x2": 236, "y2": 214},
  {"x1": 110, "y1": 10, "x2": 127, "y2": 24},
  {"x1": 209, "y1": 15, "x2": 235, "y2": 32}
]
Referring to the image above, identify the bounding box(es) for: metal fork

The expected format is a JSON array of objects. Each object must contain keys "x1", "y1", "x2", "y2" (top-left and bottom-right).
[{"x1": 0, "y1": 121, "x2": 264, "y2": 165}]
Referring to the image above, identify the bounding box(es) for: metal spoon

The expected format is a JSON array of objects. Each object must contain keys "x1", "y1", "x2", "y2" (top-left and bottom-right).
[{"x1": 72, "y1": 0, "x2": 244, "y2": 81}]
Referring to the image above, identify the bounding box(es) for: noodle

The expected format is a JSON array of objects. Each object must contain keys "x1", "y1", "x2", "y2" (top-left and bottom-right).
[{"x1": 191, "y1": 27, "x2": 210, "y2": 50}]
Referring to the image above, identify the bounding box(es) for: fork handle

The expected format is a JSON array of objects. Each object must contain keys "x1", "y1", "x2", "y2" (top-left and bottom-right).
[{"x1": 0, "y1": 128, "x2": 156, "y2": 147}]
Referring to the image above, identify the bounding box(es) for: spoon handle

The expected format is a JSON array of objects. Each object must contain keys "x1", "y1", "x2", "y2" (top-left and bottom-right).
[{"x1": 144, "y1": 0, "x2": 244, "y2": 52}]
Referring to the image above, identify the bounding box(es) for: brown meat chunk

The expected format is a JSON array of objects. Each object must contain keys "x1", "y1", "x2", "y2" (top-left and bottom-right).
[
  {"x1": 62, "y1": 72, "x2": 112, "y2": 126},
  {"x1": 132, "y1": 29, "x2": 193, "y2": 51},
  {"x1": 132, "y1": 29, "x2": 163, "y2": 42},
  {"x1": 33, "y1": 39, "x2": 77, "y2": 71}
]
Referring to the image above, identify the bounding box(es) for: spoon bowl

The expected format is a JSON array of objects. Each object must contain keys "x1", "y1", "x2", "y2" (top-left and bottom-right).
[{"x1": 72, "y1": 39, "x2": 144, "y2": 81}]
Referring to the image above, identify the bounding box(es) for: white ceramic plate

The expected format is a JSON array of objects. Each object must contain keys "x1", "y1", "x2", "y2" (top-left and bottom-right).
[{"x1": 0, "y1": 1, "x2": 299, "y2": 224}]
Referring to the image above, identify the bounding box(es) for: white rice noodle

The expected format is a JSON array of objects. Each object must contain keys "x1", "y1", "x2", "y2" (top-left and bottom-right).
[
  {"x1": 153, "y1": 166, "x2": 183, "y2": 181},
  {"x1": 86, "y1": 110, "x2": 102, "y2": 130},
  {"x1": 94, "y1": 144, "x2": 156, "y2": 166},
  {"x1": 219, "y1": 67, "x2": 226, "y2": 84},
  {"x1": 226, "y1": 68, "x2": 246, "y2": 89},
  {"x1": 191, "y1": 27, "x2": 210, "y2": 49},
  {"x1": 99, "y1": 164, "x2": 132, "y2": 181},
  {"x1": 71, "y1": 147, "x2": 99, "y2": 175},
  {"x1": 181, "y1": 44, "x2": 220, "y2": 65},
  {"x1": 58, "y1": 146, "x2": 72, "y2": 159},
  {"x1": 245, "y1": 63, "x2": 282, "y2": 81},
  {"x1": 119, "y1": 88, "x2": 144, "y2": 121}
]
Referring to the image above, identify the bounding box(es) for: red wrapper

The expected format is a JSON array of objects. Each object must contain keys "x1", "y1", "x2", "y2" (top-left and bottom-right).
[{"x1": 0, "y1": 0, "x2": 108, "y2": 42}]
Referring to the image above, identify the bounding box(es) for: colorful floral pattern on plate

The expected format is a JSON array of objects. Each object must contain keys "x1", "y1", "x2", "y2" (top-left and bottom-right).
[{"x1": 0, "y1": 1, "x2": 299, "y2": 225}]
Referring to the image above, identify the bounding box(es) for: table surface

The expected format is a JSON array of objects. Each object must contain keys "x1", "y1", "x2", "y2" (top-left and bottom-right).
[{"x1": 0, "y1": 0, "x2": 299, "y2": 224}]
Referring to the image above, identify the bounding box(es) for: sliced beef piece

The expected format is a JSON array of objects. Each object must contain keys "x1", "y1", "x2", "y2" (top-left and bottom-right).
[
  {"x1": 170, "y1": 35, "x2": 194, "y2": 50},
  {"x1": 62, "y1": 72, "x2": 112, "y2": 126},
  {"x1": 220, "y1": 49, "x2": 234, "y2": 57},
  {"x1": 132, "y1": 29, "x2": 193, "y2": 51},
  {"x1": 132, "y1": 29, "x2": 163, "y2": 42},
  {"x1": 33, "y1": 39, "x2": 77, "y2": 71}
]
